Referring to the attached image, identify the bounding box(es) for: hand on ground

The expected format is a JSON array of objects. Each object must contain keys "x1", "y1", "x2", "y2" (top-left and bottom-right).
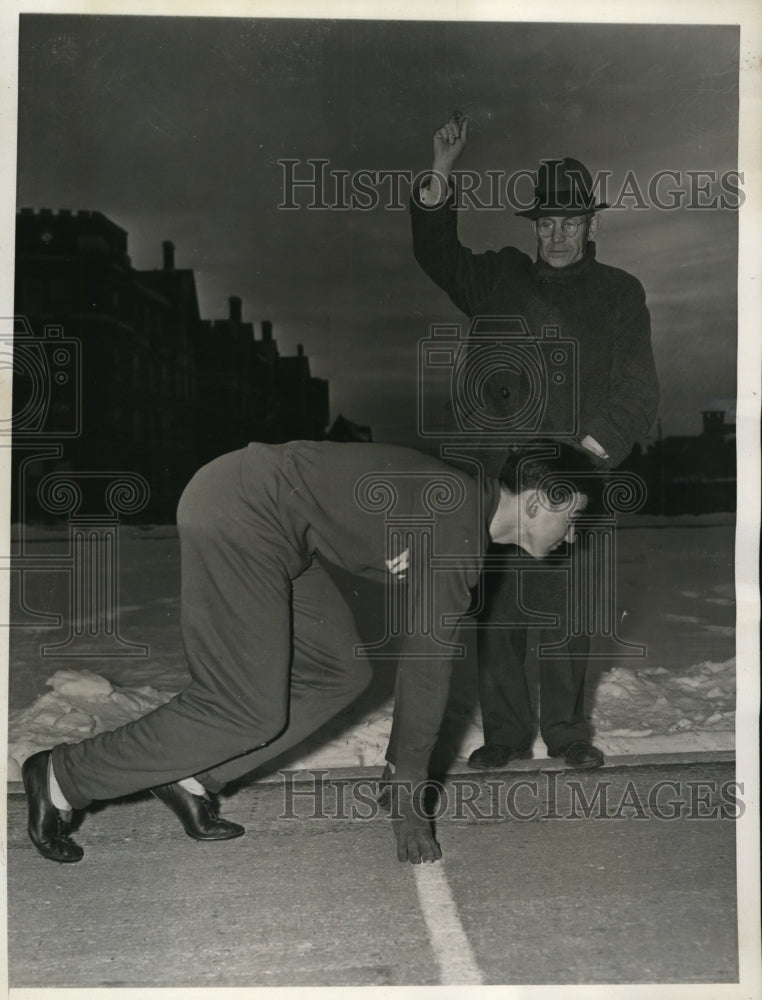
[{"x1": 392, "y1": 806, "x2": 442, "y2": 864}]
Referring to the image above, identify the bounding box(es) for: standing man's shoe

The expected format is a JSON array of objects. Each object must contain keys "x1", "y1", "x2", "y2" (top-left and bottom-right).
[
  {"x1": 22, "y1": 750, "x2": 84, "y2": 863},
  {"x1": 467, "y1": 744, "x2": 531, "y2": 770},
  {"x1": 151, "y1": 782, "x2": 245, "y2": 840},
  {"x1": 556, "y1": 741, "x2": 604, "y2": 770}
]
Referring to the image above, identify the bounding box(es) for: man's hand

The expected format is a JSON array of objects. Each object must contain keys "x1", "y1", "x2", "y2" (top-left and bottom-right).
[
  {"x1": 420, "y1": 112, "x2": 469, "y2": 205},
  {"x1": 393, "y1": 811, "x2": 442, "y2": 864},
  {"x1": 432, "y1": 112, "x2": 469, "y2": 173},
  {"x1": 390, "y1": 781, "x2": 442, "y2": 863},
  {"x1": 580, "y1": 434, "x2": 610, "y2": 460}
]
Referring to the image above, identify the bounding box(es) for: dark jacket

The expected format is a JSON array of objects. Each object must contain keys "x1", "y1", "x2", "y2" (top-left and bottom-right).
[
  {"x1": 411, "y1": 189, "x2": 659, "y2": 467},
  {"x1": 245, "y1": 440, "x2": 498, "y2": 778}
]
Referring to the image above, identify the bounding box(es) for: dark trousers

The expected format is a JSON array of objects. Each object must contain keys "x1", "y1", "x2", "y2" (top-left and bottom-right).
[
  {"x1": 53, "y1": 450, "x2": 372, "y2": 809},
  {"x1": 477, "y1": 543, "x2": 590, "y2": 756}
]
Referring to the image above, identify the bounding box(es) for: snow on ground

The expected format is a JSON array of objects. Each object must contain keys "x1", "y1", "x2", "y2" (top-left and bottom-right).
[
  {"x1": 6, "y1": 657, "x2": 736, "y2": 781},
  {"x1": 8, "y1": 670, "x2": 175, "y2": 779},
  {"x1": 6, "y1": 516, "x2": 737, "y2": 781}
]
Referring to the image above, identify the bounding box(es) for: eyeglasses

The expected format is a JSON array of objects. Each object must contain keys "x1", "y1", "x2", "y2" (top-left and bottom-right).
[{"x1": 536, "y1": 219, "x2": 587, "y2": 237}]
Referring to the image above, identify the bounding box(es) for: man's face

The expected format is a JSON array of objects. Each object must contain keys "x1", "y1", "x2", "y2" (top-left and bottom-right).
[
  {"x1": 535, "y1": 214, "x2": 596, "y2": 268},
  {"x1": 520, "y1": 490, "x2": 587, "y2": 558}
]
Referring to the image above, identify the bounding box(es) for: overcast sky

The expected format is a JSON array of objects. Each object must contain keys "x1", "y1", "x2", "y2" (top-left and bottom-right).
[{"x1": 15, "y1": 15, "x2": 741, "y2": 446}]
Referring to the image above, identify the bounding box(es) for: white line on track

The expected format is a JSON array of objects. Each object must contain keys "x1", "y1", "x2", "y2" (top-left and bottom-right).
[{"x1": 413, "y1": 862, "x2": 484, "y2": 985}]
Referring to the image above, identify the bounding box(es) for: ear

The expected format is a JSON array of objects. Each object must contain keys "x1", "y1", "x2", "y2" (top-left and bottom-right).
[
  {"x1": 588, "y1": 214, "x2": 600, "y2": 237},
  {"x1": 524, "y1": 490, "x2": 540, "y2": 518}
]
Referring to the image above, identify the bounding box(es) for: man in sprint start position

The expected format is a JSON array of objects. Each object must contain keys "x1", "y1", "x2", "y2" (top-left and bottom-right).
[{"x1": 23, "y1": 439, "x2": 594, "y2": 865}]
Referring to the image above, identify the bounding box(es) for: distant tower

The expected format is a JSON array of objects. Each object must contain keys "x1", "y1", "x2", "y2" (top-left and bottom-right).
[
  {"x1": 701, "y1": 410, "x2": 726, "y2": 437},
  {"x1": 162, "y1": 240, "x2": 175, "y2": 270}
]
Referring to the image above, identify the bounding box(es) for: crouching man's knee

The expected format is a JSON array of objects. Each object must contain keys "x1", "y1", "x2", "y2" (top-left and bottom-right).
[
  {"x1": 351, "y1": 659, "x2": 373, "y2": 698},
  {"x1": 330, "y1": 658, "x2": 372, "y2": 706}
]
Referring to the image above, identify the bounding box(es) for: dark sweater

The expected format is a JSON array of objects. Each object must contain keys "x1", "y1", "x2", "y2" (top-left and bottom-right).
[
  {"x1": 411, "y1": 189, "x2": 659, "y2": 467},
  {"x1": 244, "y1": 441, "x2": 498, "y2": 778}
]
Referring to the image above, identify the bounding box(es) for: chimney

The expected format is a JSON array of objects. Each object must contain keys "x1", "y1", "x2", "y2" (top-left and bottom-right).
[
  {"x1": 261, "y1": 320, "x2": 273, "y2": 342},
  {"x1": 297, "y1": 344, "x2": 304, "y2": 357},
  {"x1": 162, "y1": 240, "x2": 175, "y2": 271},
  {"x1": 229, "y1": 296, "x2": 242, "y2": 323}
]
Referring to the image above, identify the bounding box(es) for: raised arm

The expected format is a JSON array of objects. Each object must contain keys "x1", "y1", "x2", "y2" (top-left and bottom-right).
[
  {"x1": 419, "y1": 112, "x2": 470, "y2": 205},
  {"x1": 411, "y1": 114, "x2": 524, "y2": 315}
]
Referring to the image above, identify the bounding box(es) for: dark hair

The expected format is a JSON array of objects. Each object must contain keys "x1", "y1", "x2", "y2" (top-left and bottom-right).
[{"x1": 497, "y1": 441, "x2": 603, "y2": 514}]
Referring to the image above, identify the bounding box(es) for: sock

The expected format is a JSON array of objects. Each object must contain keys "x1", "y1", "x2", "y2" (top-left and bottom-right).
[
  {"x1": 47, "y1": 756, "x2": 73, "y2": 817},
  {"x1": 178, "y1": 776, "x2": 207, "y2": 796}
]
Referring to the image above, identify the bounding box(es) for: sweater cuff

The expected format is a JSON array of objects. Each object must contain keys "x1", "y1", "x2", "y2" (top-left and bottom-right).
[
  {"x1": 411, "y1": 175, "x2": 454, "y2": 211},
  {"x1": 582, "y1": 418, "x2": 631, "y2": 468}
]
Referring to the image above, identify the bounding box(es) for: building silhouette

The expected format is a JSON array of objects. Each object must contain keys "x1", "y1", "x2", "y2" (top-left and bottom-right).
[
  {"x1": 622, "y1": 410, "x2": 736, "y2": 515},
  {"x1": 13, "y1": 208, "x2": 329, "y2": 522},
  {"x1": 327, "y1": 414, "x2": 373, "y2": 443}
]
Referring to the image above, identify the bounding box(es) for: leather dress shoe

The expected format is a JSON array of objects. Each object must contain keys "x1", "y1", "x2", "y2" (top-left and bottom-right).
[
  {"x1": 557, "y1": 741, "x2": 604, "y2": 770},
  {"x1": 151, "y1": 782, "x2": 245, "y2": 841},
  {"x1": 22, "y1": 750, "x2": 84, "y2": 863},
  {"x1": 467, "y1": 744, "x2": 531, "y2": 770}
]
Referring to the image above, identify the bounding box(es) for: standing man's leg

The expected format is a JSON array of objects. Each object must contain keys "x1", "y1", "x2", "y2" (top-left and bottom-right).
[
  {"x1": 468, "y1": 542, "x2": 602, "y2": 771},
  {"x1": 530, "y1": 540, "x2": 603, "y2": 768},
  {"x1": 470, "y1": 546, "x2": 535, "y2": 769}
]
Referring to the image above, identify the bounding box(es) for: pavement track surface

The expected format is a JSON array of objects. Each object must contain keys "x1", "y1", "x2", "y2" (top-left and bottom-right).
[{"x1": 7, "y1": 758, "x2": 739, "y2": 989}]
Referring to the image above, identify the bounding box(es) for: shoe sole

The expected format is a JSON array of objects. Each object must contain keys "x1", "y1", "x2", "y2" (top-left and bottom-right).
[
  {"x1": 30, "y1": 842, "x2": 84, "y2": 863},
  {"x1": 466, "y1": 750, "x2": 532, "y2": 771},
  {"x1": 180, "y1": 826, "x2": 245, "y2": 841},
  {"x1": 564, "y1": 758, "x2": 604, "y2": 770},
  {"x1": 150, "y1": 786, "x2": 246, "y2": 840}
]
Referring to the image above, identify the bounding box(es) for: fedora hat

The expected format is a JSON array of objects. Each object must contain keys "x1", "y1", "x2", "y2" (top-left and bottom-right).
[{"x1": 515, "y1": 157, "x2": 609, "y2": 219}]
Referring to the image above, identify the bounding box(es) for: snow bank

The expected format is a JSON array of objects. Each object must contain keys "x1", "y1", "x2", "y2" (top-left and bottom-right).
[
  {"x1": 8, "y1": 670, "x2": 174, "y2": 781},
  {"x1": 593, "y1": 659, "x2": 735, "y2": 735},
  {"x1": 7, "y1": 655, "x2": 735, "y2": 781}
]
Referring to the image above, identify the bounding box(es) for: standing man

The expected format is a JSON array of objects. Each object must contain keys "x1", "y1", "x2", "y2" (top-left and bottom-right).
[
  {"x1": 411, "y1": 114, "x2": 658, "y2": 771},
  {"x1": 23, "y1": 439, "x2": 594, "y2": 866}
]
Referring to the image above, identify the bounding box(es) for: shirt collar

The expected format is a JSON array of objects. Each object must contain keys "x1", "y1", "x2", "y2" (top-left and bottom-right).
[
  {"x1": 483, "y1": 477, "x2": 500, "y2": 542},
  {"x1": 534, "y1": 240, "x2": 597, "y2": 282}
]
